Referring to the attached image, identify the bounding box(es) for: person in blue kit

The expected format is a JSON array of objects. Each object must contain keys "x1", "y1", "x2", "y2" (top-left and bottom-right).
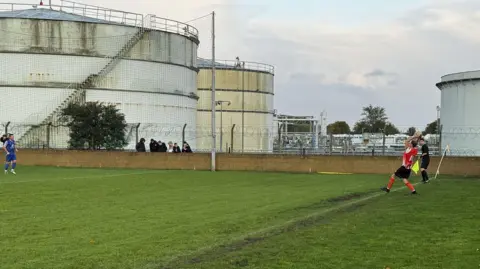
[{"x1": 3, "y1": 133, "x2": 18, "y2": 174}]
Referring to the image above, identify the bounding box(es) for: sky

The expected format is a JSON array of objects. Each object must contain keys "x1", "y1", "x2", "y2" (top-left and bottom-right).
[{"x1": 13, "y1": 0, "x2": 480, "y2": 129}]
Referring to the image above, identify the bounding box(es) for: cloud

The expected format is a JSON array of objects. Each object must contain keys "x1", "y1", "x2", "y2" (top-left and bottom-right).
[
  {"x1": 234, "y1": 0, "x2": 480, "y2": 127},
  {"x1": 10, "y1": 0, "x2": 479, "y2": 128}
]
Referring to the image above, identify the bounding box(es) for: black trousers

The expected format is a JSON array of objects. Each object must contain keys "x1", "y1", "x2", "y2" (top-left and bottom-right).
[{"x1": 421, "y1": 156, "x2": 430, "y2": 169}]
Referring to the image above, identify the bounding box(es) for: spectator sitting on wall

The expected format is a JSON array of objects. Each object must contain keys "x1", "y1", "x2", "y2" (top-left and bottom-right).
[
  {"x1": 158, "y1": 140, "x2": 167, "y2": 152},
  {"x1": 173, "y1": 143, "x2": 181, "y2": 153},
  {"x1": 136, "y1": 138, "x2": 146, "y2": 152},
  {"x1": 167, "y1": 141, "x2": 174, "y2": 153},
  {"x1": 182, "y1": 141, "x2": 192, "y2": 153},
  {"x1": 149, "y1": 139, "x2": 159, "y2": 152},
  {"x1": 0, "y1": 134, "x2": 7, "y2": 145}
]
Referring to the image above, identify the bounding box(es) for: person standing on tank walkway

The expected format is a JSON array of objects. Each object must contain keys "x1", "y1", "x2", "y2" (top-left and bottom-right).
[{"x1": 419, "y1": 138, "x2": 430, "y2": 183}]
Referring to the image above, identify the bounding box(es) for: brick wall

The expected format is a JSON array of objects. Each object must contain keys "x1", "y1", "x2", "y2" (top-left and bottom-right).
[{"x1": 16, "y1": 150, "x2": 480, "y2": 176}]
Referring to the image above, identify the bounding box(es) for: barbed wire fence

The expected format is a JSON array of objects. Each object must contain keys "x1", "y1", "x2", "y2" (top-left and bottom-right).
[{"x1": 2, "y1": 119, "x2": 479, "y2": 157}]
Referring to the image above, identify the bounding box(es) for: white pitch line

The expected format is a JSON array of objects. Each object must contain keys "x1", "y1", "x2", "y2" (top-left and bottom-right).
[
  {"x1": 151, "y1": 180, "x2": 426, "y2": 268},
  {"x1": 0, "y1": 171, "x2": 165, "y2": 185}
]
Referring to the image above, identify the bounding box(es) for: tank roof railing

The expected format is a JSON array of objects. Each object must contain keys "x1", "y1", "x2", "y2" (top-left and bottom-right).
[
  {"x1": 0, "y1": 1, "x2": 199, "y2": 40},
  {"x1": 145, "y1": 14, "x2": 199, "y2": 41},
  {"x1": 198, "y1": 58, "x2": 275, "y2": 74},
  {"x1": 59, "y1": 0, "x2": 143, "y2": 27},
  {"x1": 0, "y1": 1, "x2": 144, "y2": 27}
]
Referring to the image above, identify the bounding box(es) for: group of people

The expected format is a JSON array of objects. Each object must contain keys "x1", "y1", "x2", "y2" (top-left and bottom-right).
[
  {"x1": 381, "y1": 131, "x2": 430, "y2": 195},
  {"x1": 136, "y1": 138, "x2": 192, "y2": 153},
  {"x1": 2, "y1": 133, "x2": 17, "y2": 174}
]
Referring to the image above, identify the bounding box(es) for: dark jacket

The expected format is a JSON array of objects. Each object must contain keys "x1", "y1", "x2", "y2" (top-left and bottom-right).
[
  {"x1": 149, "y1": 139, "x2": 159, "y2": 152},
  {"x1": 173, "y1": 145, "x2": 181, "y2": 153},
  {"x1": 136, "y1": 138, "x2": 146, "y2": 152},
  {"x1": 158, "y1": 142, "x2": 167, "y2": 152},
  {"x1": 182, "y1": 143, "x2": 192, "y2": 153}
]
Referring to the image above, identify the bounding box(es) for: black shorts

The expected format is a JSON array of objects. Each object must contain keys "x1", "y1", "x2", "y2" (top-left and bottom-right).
[
  {"x1": 421, "y1": 156, "x2": 430, "y2": 169},
  {"x1": 394, "y1": 166, "x2": 411, "y2": 179}
]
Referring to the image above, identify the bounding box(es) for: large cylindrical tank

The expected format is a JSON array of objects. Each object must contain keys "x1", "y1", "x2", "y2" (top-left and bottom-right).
[
  {"x1": 196, "y1": 59, "x2": 275, "y2": 152},
  {"x1": 0, "y1": 2, "x2": 199, "y2": 150},
  {"x1": 436, "y1": 71, "x2": 480, "y2": 156}
]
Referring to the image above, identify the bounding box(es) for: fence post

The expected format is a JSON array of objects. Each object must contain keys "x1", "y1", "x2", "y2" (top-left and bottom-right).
[
  {"x1": 182, "y1": 123, "x2": 187, "y2": 143},
  {"x1": 438, "y1": 124, "x2": 443, "y2": 156},
  {"x1": 5, "y1": 121, "x2": 10, "y2": 135},
  {"x1": 329, "y1": 133, "x2": 333, "y2": 155},
  {"x1": 135, "y1": 123, "x2": 141, "y2": 144},
  {"x1": 382, "y1": 132, "x2": 386, "y2": 156},
  {"x1": 46, "y1": 122, "x2": 52, "y2": 149},
  {"x1": 230, "y1": 124, "x2": 235, "y2": 153},
  {"x1": 277, "y1": 123, "x2": 283, "y2": 152}
]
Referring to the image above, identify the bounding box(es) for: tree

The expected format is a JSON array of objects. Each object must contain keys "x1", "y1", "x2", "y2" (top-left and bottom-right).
[
  {"x1": 60, "y1": 102, "x2": 128, "y2": 150},
  {"x1": 406, "y1": 127, "x2": 417, "y2": 136},
  {"x1": 327, "y1": 121, "x2": 351, "y2": 134},
  {"x1": 423, "y1": 120, "x2": 439, "y2": 135},
  {"x1": 384, "y1": 123, "x2": 400, "y2": 135},
  {"x1": 352, "y1": 105, "x2": 398, "y2": 134}
]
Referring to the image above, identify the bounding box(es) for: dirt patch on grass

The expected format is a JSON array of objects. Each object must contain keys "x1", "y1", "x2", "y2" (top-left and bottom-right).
[
  {"x1": 279, "y1": 189, "x2": 377, "y2": 214},
  {"x1": 159, "y1": 199, "x2": 370, "y2": 269}
]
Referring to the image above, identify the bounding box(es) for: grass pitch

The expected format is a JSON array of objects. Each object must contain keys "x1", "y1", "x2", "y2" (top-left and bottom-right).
[{"x1": 0, "y1": 167, "x2": 478, "y2": 269}]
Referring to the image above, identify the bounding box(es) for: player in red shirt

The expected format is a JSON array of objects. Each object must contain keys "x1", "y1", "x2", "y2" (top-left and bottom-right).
[{"x1": 381, "y1": 139, "x2": 419, "y2": 194}]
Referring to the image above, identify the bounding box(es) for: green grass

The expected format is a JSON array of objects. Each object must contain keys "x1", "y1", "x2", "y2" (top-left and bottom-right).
[{"x1": 0, "y1": 167, "x2": 479, "y2": 269}]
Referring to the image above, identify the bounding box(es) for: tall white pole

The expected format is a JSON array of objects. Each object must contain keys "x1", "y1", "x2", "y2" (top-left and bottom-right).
[{"x1": 210, "y1": 11, "x2": 216, "y2": 171}]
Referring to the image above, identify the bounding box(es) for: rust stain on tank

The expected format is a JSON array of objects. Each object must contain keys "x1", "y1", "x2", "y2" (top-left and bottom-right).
[
  {"x1": 49, "y1": 20, "x2": 55, "y2": 52},
  {"x1": 57, "y1": 21, "x2": 63, "y2": 50},
  {"x1": 79, "y1": 22, "x2": 87, "y2": 50},
  {"x1": 78, "y1": 22, "x2": 97, "y2": 55},
  {"x1": 32, "y1": 19, "x2": 40, "y2": 46}
]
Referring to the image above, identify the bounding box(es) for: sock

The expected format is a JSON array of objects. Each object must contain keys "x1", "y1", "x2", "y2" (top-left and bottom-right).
[
  {"x1": 424, "y1": 170, "x2": 429, "y2": 181},
  {"x1": 405, "y1": 180, "x2": 415, "y2": 192},
  {"x1": 4, "y1": 163, "x2": 9, "y2": 171},
  {"x1": 421, "y1": 170, "x2": 427, "y2": 181},
  {"x1": 12, "y1": 163, "x2": 16, "y2": 170},
  {"x1": 387, "y1": 176, "x2": 395, "y2": 189}
]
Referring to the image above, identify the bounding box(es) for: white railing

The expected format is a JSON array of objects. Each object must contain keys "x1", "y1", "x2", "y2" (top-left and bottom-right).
[
  {"x1": 59, "y1": 0, "x2": 143, "y2": 27},
  {"x1": 0, "y1": 2, "x2": 200, "y2": 40},
  {"x1": 197, "y1": 58, "x2": 275, "y2": 74},
  {"x1": 0, "y1": 1, "x2": 143, "y2": 27},
  {"x1": 145, "y1": 14, "x2": 199, "y2": 40}
]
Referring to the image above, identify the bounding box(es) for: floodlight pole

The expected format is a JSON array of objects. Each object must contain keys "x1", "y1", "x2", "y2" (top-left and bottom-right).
[{"x1": 210, "y1": 11, "x2": 216, "y2": 171}]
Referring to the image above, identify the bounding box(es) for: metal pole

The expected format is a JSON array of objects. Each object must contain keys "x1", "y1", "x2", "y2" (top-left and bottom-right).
[
  {"x1": 5, "y1": 121, "x2": 10, "y2": 135},
  {"x1": 241, "y1": 63, "x2": 245, "y2": 153},
  {"x1": 210, "y1": 11, "x2": 216, "y2": 171},
  {"x1": 135, "y1": 123, "x2": 141, "y2": 144},
  {"x1": 220, "y1": 103, "x2": 223, "y2": 152},
  {"x1": 231, "y1": 124, "x2": 235, "y2": 153},
  {"x1": 436, "y1": 106, "x2": 441, "y2": 155},
  {"x1": 182, "y1": 123, "x2": 187, "y2": 144}
]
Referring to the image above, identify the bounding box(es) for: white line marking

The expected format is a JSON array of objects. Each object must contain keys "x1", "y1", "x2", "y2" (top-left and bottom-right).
[
  {"x1": 151, "y1": 180, "x2": 425, "y2": 268},
  {"x1": 0, "y1": 171, "x2": 165, "y2": 185}
]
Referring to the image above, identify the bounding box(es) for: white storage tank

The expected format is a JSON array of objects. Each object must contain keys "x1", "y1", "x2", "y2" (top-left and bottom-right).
[
  {"x1": 196, "y1": 58, "x2": 275, "y2": 152},
  {"x1": 0, "y1": 1, "x2": 199, "y2": 150},
  {"x1": 436, "y1": 70, "x2": 480, "y2": 156}
]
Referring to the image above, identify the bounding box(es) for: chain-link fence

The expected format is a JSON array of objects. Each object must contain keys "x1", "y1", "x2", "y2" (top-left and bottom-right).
[{"x1": 3, "y1": 120, "x2": 479, "y2": 156}]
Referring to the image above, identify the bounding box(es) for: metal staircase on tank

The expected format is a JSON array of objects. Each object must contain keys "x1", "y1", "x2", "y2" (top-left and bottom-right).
[{"x1": 18, "y1": 27, "x2": 149, "y2": 148}]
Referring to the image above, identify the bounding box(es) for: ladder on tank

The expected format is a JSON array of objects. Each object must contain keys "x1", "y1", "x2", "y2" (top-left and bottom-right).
[{"x1": 17, "y1": 27, "x2": 149, "y2": 148}]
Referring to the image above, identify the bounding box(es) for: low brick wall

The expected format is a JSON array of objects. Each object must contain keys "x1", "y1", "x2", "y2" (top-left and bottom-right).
[{"x1": 15, "y1": 150, "x2": 480, "y2": 176}]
